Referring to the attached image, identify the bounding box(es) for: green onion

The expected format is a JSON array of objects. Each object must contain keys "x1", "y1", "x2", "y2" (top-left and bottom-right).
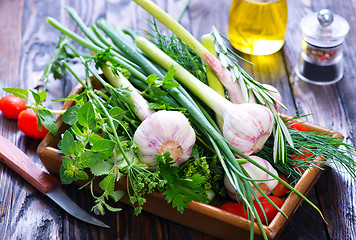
[{"x1": 201, "y1": 34, "x2": 225, "y2": 129}]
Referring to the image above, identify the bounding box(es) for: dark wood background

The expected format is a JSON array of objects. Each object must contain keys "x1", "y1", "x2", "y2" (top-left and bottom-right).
[{"x1": 1, "y1": 0, "x2": 355, "y2": 239}]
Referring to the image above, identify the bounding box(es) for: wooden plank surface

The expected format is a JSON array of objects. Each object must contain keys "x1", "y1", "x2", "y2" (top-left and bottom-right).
[{"x1": 0, "y1": 0, "x2": 355, "y2": 239}]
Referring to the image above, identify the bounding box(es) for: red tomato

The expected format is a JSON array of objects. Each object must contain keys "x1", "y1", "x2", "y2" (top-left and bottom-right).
[
  {"x1": 220, "y1": 202, "x2": 248, "y2": 219},
  {"x1": 272, "y1": 174, "x2": 290, "y2": 197},
  {"x1": 0, "y1": 94, "x2": 27, "y2": 119},
  {"x1": 18, "y1": 109, "x2": 49, "y2": 139},
  {"x1": 291, "y1": 149, "x2": 314, "y2": 173},
  {"x1": 287, "y1": 120, "x2": 307, "y2": 132},
  {"x1": 253, "y1": 196, "x2": 283, "y2": 225},
  {"x1": 220, "y1": 196, "x2": 284, "y2": 225}
]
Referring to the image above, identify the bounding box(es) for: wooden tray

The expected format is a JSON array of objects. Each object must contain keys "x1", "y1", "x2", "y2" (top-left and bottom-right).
[{"x1": 37, "y1": 76, "x2": 343, "y2": 240}]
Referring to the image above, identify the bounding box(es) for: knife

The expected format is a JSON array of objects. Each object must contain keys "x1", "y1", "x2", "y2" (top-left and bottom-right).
[{"x1": 0, "y1": 135, "x2": 109, "y2": 228}]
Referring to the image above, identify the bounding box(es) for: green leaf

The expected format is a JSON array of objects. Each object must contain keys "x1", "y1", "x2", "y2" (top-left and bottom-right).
[
  {"x1": 89, "y1": 133, "x2": 103, "y2": 145},
  {"x1": 62, "y1": 156, "x2": 73, "y2": 170},
  {"x1": 69, "y1": 124, "x2": 83, "y2": 138},
  {"x1": 146, "y1": 74, "x2": 159, "y2": 87},
  {"x1": 149, "y1": 88, "x2": 167, "y2": 99},
  {"x1": 77, "y1": 102, "x2": 96, "y2": 129},
  {"x1": 109, "y1": 107, "x2": 124, "y2": 121},
  {"x1": 64, "y1": 169, "x2": 74, "y2": 179},
  {"x1": 157, "y1": 153, "x2": 208, "y2": 213},
  {"x1": 62, "y1": 104, "x2": 80, "y2": 125},
  {"x1": 90, "y1": 160, "x2": 113, "y2": 176},
  {"x1": 80, "y1": 151, "x2": 102, "y2": 167},
  {"x1": 109, "y1": 107, "x2": 125, "y2": 129},
  {"x1": 31, "y1": 90, "x2": 41, "y2": 105},
  {"x1": 75, "y1": 170, "x2": 88, "y2": 180},
  {"x1": 103, "y1": 201, "x2": 122, "y2": 212},
  {"x1": 59, "y1": 164, "x2": 73, "y2": 184},
  {"x1": 162, "y1": 79, "x2": 180, "y2": 89},
  {"x1": 99, "y1": 174, "x2": 115, "y2": 194},
  {"x1": 36, "y1": 114, "x2": 44, "y2": 131},
  {"x1": 3, "y1": 88, "x2": 28, "y2": 99},
  {"x1": 31, "y1": 90, "x2": 47, "y2": 102},
  {"x1": 162, "y1": 66, "x2": 180, "y2": 89},
  {"x1": 111, "y1": 190, "x2": 124, "y2": 202},
  {"x1": 37, "y1": 109, "x2": 58, "y2": 135},
  {"x1": 75, "y1": 141, "x2": 85, "y2": 153},
  {"x1": 61, "y1": 131, "x2": 76, "y2": 155},
  {"x1": 92, "y1": 139, "x2": 115, "y2": 159},
  {"x1": 163, "y1": 175, "x2": 207, "y2": 213}
]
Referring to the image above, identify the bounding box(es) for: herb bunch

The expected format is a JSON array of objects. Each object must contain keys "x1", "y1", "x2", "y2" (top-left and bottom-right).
[{"x1": 53, "y1": 56, "x2": 219, "y2": 215}]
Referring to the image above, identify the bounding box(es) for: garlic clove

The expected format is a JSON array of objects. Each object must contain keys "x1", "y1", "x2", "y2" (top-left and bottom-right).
[
  {"x1": 133, "y1": 110, "x2": 196, "y2": 168},
  {"x1": 222, "y1": 103, "x2": 273, "y2": 156},
  {"x1": 224, "y1": 155, "x2": 279, "y2": 201}
]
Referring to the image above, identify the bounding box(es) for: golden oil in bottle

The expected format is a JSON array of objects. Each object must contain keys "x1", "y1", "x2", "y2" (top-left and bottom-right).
[{"x1": 228, "y1": 0, "x2": 287, "y2": 55}]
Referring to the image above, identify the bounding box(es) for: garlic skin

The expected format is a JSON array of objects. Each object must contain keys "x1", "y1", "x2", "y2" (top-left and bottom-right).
[
  {"x1": 222, "y1": 103, "x2": 273, "y2": 156},
  {"x1": 224, "y1": 155, "x2": 279, "y2": 201},
  {"x1": 133, "y1": 110, "x2": 196, "y2": 167}
]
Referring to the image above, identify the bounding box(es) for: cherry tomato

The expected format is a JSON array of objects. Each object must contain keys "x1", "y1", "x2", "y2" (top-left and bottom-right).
[
  {"x1": 291, "y1": 149, "x2": 314, "y2": 173},
  {"x1": 272, "y1": 174, "x2": 290, "y2": 197},
  {"x1": 253, "y1": 196, "x2": 283, "y2": 225},
  {"x1": 0, "y1": 94, "x2": 27, "y2": 119},
  {"x1": 220, "y1": 202, "x2": 248, "y2": 219},
  {"x1": 18, "y1": 109, "x2": 49, "y2": 139},
  {"x1": 287, "y1": 120, "x2": 307, "y2": 132}
]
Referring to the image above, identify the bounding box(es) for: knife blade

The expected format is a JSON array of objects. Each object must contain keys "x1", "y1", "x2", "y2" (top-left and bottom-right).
[{"x1": 0, "y1": 135, "x2": 109, "y2": 228}]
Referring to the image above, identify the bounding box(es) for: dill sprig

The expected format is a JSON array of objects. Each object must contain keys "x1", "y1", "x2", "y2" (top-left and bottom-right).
[
  {"x1": 289, "y1": 129, "x2": 356, "y2": 178},
  {"x1": 146, "y1": 20, "x2": 208, "y2": 84},
  {"x1": 258, "y1": 127, "x2": 356, "y2": 184}
]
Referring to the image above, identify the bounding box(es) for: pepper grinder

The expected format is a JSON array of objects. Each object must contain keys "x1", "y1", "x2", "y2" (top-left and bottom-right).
[{"x1": 296, "y1": 9, "x2": 349, "y2": 85}]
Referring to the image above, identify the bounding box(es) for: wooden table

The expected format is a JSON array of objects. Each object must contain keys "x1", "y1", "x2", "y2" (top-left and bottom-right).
[{"x1": 1, "y1": 0, "x2": 355, "y2": 239}]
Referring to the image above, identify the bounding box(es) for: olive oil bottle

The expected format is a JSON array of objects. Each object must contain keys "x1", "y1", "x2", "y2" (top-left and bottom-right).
[{"x1": 228, "y1": 0, "x2": 287, "y2": 55}]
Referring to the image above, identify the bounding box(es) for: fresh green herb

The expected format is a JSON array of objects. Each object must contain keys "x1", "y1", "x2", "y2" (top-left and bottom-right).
[
  {"x1": 158, "y1": 152, "x2": 208, "y2": 212},
  {"x1": 147, "y1": 20, "x2": 208, "y2": 84}
]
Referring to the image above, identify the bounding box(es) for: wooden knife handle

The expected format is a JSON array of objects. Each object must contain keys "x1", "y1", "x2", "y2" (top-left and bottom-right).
[{"x1": 0, "y1": 135, "x2": 61, "y2": 194}]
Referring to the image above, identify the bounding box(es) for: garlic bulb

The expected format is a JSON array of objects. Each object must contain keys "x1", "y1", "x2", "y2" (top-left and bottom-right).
[
  {"x1": 133, "y1": 110, "x2": 196, "y2": 167},
  {"x1": 224, "y1": 155, "x2": 278, "y2": 200},
  {"x1": 222, "y1": 103, "x2": 273, "y2": 156}
]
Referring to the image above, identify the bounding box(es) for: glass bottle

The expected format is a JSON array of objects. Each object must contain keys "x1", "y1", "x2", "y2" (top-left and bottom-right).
[{"x1": 228, "y1": 0, "x2": 288, "y2": 55}]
